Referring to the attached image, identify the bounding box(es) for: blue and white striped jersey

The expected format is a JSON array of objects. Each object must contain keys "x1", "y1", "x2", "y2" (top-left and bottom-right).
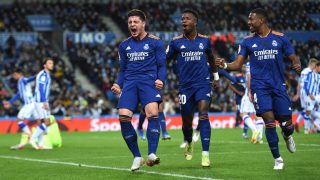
[
  {"x1": 34, "y1": 70, "x2": 51, "y2": 102},
  {"x1": 299, "y1": 67, "x2": 313, "y2": 94},
  {"x1": 9, "y1": 76, "x2": 35, "y2": 105},
  {"x1": 304, "y1": 71, "x2": 320, "y2": 96}
]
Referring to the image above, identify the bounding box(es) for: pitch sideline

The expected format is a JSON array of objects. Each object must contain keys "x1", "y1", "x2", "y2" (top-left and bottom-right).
[{"x1": 0, "y1": 155, "x2": 221, "y2": 180}]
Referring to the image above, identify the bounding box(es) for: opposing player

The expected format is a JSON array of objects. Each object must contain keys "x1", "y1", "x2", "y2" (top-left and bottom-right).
[
  {"x1": 293, "y1": 58, "x2": 318, "y2": 133},
  {"x1": 30, "y1": 57, "x2": 54, "y2": 150},
  {"x1": 166, "y1": 9, "x2": 219, "y2": 167},
  {"x1": 137, "y1": 102, "x2": 171, "y2": 141},
  {"x1": 3, "y1": 68, "x2": 36, "y2": 149},
  {"x1": 216, "y1": 8, "x2": 301, "y2": 170},
  {"x1": 111, "y1": 9, "x2": 166, "y2": 171},
  {"x1": 239, "y1": 63, "x2": 264, "y2": 144},
  {"x1": 219, "y1": 67, "x2": 248, "y2": 136},
  {"x1": 303, "y1": 61, "x2": 320, "y2": 134}
]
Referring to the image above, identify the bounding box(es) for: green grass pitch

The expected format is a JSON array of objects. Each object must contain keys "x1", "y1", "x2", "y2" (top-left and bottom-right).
[{"x1": 0, "y1": 128, "x2": 319, "y2": 180}]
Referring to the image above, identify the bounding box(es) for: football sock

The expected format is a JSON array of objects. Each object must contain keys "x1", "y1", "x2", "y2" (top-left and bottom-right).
[
  {"x1": 138, "y1": 112, "x2": 146, "y2": 130},
  {"x1": 38, "y1": 133, "x2": 44, "y2": 146},
  {"x1": 265, "y1": 120, "x2": 280, "y2": 159},
  {"x1": 255, "y1": 119, "x2": 264, "y2": 140},
  {"x1": 182, "y1": 125, "x2": 193, "y2": 144},
  {"x1": 31, "y1": 123, "x2": 47, "y2": 141},
  {"x1": 199, "y1": 113, "x2": 211, "y2": 151},
  {"x1": 303, "y1": 113, "x2": 312, "y2": 132},
  {"x1": 243, "y1": 123, "x2": 248, "y2": 135},
  {"x1": 243, "y1": 115, "x2": 257, "y2": 132},
  {"x1": 147, "y1": 116, "x2": 160, "y2": 155},
  {"x1": 119, "y1": 115, "x2": 141, "y2": 157},
  {"x1": 158, "y1": 112, "x2": 168, "y2": 135},
  {"x1": 18, "y1": 121, "x2": 30, "y2": 134},
  {"x1": 296, "y1": 111, "x2": 305, "y2": 124}
]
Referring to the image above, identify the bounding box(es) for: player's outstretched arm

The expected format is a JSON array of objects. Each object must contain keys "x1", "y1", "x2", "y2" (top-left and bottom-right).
[
  {"x1": 229, "y1": 84, "x2": 244, "y2": 96},
  {"x1": 215, "y1": 55, "x2": 246, "y2": 71},
  {"x1": 7, "y1": 93, "x2": 20, "y2": 106},
  {"x1": 25, "y1": 76, "x2": 36, "y2": 83}
]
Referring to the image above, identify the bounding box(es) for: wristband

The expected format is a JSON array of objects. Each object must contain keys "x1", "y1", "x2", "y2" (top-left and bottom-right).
[
  {"x1": 213, "y1": 72, "x2": 219, "y2": 80},
  {"x1": 223, "y1": 63, "x2": 228, "y2": 69}
]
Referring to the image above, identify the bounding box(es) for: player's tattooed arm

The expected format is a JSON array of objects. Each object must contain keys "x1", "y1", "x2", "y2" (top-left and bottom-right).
[{"x1": 288, "y1": 54, "x2": 301, "y2": 74}]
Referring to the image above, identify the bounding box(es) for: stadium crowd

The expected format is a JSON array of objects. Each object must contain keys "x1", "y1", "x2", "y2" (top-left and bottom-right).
[
  {"x1": 0, "y1": 1, "x2": 108, "y2": 32},
  {"x1": 1, "y1": 1, "x2": 320, "y2": 117},
  {"x1": 107, "y1": 1, "x2": 319, "y2": 32}
]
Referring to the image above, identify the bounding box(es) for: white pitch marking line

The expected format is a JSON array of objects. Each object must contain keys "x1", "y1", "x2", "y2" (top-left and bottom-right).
[
  {"x1": 47, "y1": 149, "x2": 320, "y2": 161},
  {"x1": 0, "y1": 155, "x2": 221, "y2": 180}
]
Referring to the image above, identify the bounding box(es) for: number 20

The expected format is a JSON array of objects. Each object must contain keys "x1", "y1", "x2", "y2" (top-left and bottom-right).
[{"x1": 179, "y1": 94, "x2": 186, "y2": 105}]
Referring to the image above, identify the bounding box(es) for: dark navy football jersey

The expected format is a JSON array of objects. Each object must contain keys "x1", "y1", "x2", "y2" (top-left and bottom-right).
[
  {"x1": 233, "y1": 74, "x2": 246, "y2": 104},
  {"x1": 117, "y1": 34, "x2": 166, "y2": 88},
  {"x1": 166, "y1": 34, "x2": 212, "y2": 89},
  {"x1": 238, "y1": 31, "x2": 294, "y2": 90}
]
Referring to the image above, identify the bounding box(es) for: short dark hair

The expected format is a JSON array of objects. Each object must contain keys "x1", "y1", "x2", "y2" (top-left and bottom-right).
[
  {"x1": 251, "y1": 8, "x2": 268, "y2": 22},
  {"x1": 43, "y1": 57, "x2": 53, "y2": 65},
  {"x1": 316, "y1": 61, "x2": 320, "y2": 67},
  {"x1": 13, "y1": 68, "x2": 23, "y2": 74},
  {"x1": 127, "y1": 9, "x2": 146, "y2": 22},
  {"x1": 183, "y1": 9, "x2": 198, "y2": 22}
]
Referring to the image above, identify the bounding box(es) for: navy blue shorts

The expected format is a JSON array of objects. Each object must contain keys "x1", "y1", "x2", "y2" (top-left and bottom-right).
[
  {"x1": 251, "y1": 87, "x2": 292, "y2": 117},
  {"x1": 179, "y1": 85, "x2": 212, "y2": 115},
  {"x1": 117, "y1": 80, "x2": 162, "y2": 111}
]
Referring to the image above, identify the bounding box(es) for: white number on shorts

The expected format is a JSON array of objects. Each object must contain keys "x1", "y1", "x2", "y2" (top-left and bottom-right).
[
  {"x1": 179, "y1": 94, "x2": 186, "y2": 105},
  {"x1": 254, "y1": 93, "x2": 258, "y2": 103}
]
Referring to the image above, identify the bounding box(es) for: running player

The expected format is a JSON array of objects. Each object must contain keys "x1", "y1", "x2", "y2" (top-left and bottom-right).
[
  {"x1": 239, "y1": 63, "x2": 264, "y2": 144},
  {"x1": 111, "y1": 9, "x2": 166, "y2": 171},
  {"x1": 3, "y1": 68, "x2": 36, "y2": 149},
  {"x1": 303, "y1": 61, "x2": 320, "y2": 134},
  {"x1": 166, "y1": 9, "x2": 219, "y2": 167},
  {"x1": 293, "y1": 58, "x2": 318, "y2": 133},
  {"x1": 216, "y1": 8, "x2": 301, "y2": 170}
]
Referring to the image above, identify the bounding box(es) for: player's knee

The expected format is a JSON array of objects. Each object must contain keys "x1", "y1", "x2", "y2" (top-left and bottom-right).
[
  {"x1": 119, "y1": 115, "x2": 132, "y2": 122},
  {"x1": 145, "y1": 105, "x2": 159, "y2": 118},
  {"x1": 199, "y1": 113, "x2": 209, "y2": 121},
  {"x1": 145, "y1": 111, "x2": 158, "y2": 118},
  {"x1": 264, "y1": 120, "x2": 276, "y2": 128}
]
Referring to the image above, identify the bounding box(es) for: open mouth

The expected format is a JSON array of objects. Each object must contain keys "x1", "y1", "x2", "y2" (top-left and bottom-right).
[
  {"x1": 130, "y1": 27, "x2": 137, "y2": 33},
  {"x1": 182, "y1": 24, "x2": 188, "y2": 29}
]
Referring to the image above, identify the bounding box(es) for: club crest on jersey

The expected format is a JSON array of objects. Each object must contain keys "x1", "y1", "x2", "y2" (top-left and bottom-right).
[
  {"x1": 144, "y1": 44, "x2": 149, "y2": 50},
  {"x1": 199, "y1": 43, "x2": 204, "y2": 49},
  {"x1": 272, "y1": 40, "x2": 278, "y2": 47}
]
